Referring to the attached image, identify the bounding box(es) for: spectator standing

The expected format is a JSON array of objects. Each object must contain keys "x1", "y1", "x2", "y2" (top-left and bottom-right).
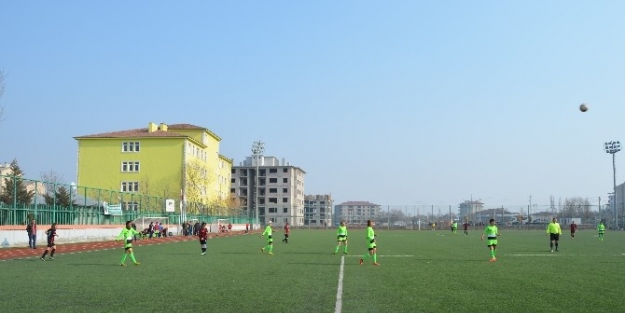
[
  {"x1": 26, "y1": 219, "x2": 37, "y2": 249},
  {"x1": 148, "y1": 222, "x2": 154, "y2": 239}
]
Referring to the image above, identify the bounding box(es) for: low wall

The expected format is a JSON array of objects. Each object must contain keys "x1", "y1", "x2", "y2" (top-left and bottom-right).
[{"x1": 0, "y1": 225, "x2": 179, "y2": 248}]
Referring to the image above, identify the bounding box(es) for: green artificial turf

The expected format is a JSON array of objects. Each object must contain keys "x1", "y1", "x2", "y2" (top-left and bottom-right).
[{"x1": 1, "y1": 229, "x2": 624, "y2": 313}]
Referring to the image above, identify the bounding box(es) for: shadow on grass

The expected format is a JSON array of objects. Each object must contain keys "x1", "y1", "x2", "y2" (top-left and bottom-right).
[
  {"x1": 65, "y1": 263, "x2": 121, "y2": 267},
  {"x1": 286, "y1": 262, "x2": 342, "y2": 266}
]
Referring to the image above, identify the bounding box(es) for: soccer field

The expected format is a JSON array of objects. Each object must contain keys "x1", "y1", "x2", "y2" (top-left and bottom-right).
[{"x1": 1, "y1": 229, "x2": 624, "y2": 313}]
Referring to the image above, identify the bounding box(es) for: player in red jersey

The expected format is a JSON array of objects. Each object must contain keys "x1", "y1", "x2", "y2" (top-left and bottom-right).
[
  {"x1": 199, "y1": 222, "x2": 208, "y2": 255},
  {"x1": 570, "y1": 221, "x2": 577, "y2": 239},
  {"x1": 282, "y1": 222, "x2": 290, "y2": 243},
  {"x1": 40, "y1": 223, "x2": 58, "y2": 261}
]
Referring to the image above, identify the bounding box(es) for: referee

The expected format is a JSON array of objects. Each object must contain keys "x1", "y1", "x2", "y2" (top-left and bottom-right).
[{"x1": 546, "y1": 218, "x2": 562, "y2": 252}]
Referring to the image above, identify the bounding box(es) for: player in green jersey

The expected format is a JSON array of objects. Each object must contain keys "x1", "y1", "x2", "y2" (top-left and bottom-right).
[
  {"x1": 260, "y1": 221, "x2": 275, "y2": 255},
  {"x1": 116, "y1": 221, "x2": 142, "y2": 266},
  {"x1": 359, "y1": 220, "x2": 380, "y2": 266},
  {"x1": 451, "y1": 221, "x2": 458, "y2": 234},
  {"x1": 480, "y1": 219, "x2": 501, "y2": 262},
  {"x1": 334, "y1": 221, "x2": 349, "y2": 254},
  {"x1": 546, "y1": 218, "x2": 562, "y2": 252},
  {"x1": 597, "y1": 220, "x2": 606, "y2": 241}
]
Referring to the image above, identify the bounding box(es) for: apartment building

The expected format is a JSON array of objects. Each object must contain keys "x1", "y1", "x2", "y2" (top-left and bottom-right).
[
  {"x1": 334, "y1": 201, "x2": 381, "y2": 225},
  {"x1": 231, "y1": 156, "x2": 305, "y2": 226},
  {"x1": 304, "y1": 194, "x2": 333, "y2": 226}
]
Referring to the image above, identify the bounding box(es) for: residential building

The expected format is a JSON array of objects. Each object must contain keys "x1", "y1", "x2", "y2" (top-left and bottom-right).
[
  {"x1": 0, "y1": 162, "x2": 46, "y2": 198},
  {"x1": 231, "y1": 156, "x2": 305, "y2": 226},
  {"x1": 458, "y1": 200, "x2": 484, "y2": 222},
  {"x1": 304, "y1": 194, "x2": 333, "y2": 226},
  {"x1": 74, "y1": 122, "x2": 233, "y2": 213},
  {"x1": 334, "y1": 201, "x2": 381, "y2": 225}
]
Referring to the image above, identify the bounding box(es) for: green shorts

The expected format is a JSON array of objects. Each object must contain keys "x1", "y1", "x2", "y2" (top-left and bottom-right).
[
  {"x1": 337, "y1": 235, "x2": 347, "y2": 242},
  {"x1": 487, "y1": 239, "x2": 498, "y2": 247}
]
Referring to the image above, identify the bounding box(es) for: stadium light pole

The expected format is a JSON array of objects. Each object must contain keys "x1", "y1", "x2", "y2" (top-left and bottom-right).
[
  {"x1": 252, "y1": 141, "x2": 265, "y2": 227},
  {"x1": 605, "y1": 141, "x2": 621, "y2": 229}
]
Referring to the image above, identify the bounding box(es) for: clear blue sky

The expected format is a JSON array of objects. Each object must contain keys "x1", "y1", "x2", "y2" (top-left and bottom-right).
[{"x1": 1, "y1": 1, "x2": 624, "y2": 209}]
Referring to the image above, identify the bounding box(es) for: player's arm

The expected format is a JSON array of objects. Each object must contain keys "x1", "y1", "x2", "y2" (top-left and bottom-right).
[{"x1": 115, "y1": 230, "x2": 125, "y2": 241}]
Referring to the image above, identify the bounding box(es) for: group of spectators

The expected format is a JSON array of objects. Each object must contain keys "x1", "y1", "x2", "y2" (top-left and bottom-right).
[
  {"x1": 142, "y1": 222, "x2": 168, "y2": 239},
  {"x1": 182, "y1": 221, "x2": 201, "y2": 236}
]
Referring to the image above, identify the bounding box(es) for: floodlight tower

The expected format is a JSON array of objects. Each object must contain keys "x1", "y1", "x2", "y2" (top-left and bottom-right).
[
  {"x1": 605, "y1": 141, "x2": 621, "y2": 229},
  {"x1": 252, "y1": 141, "x2": 265, "y2": 226}
]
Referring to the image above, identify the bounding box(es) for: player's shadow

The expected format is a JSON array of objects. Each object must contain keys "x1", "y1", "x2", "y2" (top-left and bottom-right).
[
  {"x1": 283, "y1": 252, "x2": 330, "y2": 255},
  {"x1": 65, "y1": 263, "x2": 120, "y2": 266},
  {"x1": 286, "y1": 262, "x2": 342, "y2": 266},
  {"x1": 415, "y1": 258, "x2": 486, "y2": 262}
]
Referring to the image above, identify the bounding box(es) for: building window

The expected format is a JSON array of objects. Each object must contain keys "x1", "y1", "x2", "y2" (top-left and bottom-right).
[
  {"x1": 231, "y1": 178, "x2": 236, "y2": 183},
  {"x1": 121, "y1": 181, "x2": 139, "y2": 192},
  {"x1": 283, "y1": 178, "x2": 288, "y2": 183},
  {"x1": 283, "y1": 208, "x2": 288, "y2": 213},
  {"x1": 123, "y1": 202, "x2": 139, "y2": 211},
  {"x1": 269, "y1": 178, "x2": 277, "y2": 183},
  {"x1": 282, "y1": 188, "x2": 288, "y2": 193},
  {"x1": 269, "y1": 198, "x2": 277, "y2": 203},
  {"x1": 122, "y1": 142, "x2": 140, "y2": 152},
  {"x1": 230, "y1": 188, "x2": 235, "y2": 193},
  {"x1": 283, "y1": 198, "x2": 288, "y2": 203},
  {"x1": 283, "y1": 168, "x2": 288, "y2": 173},
  {"x1": 231, "y1": 169, "x2": 236, "y2": 174},
  {"x1": 269, "y1": 207, "x2": 277, "y2": 213},
  {"x1": 121, "y1": 161, "x2": 140, "y2": 172},
  {"x1": 259, "y1": 169, "x2": 266, "y2": 176},
  {"x1": 269, "y1": 168, "x2": 277, "y2": 173},
  {"x1": 269, "y1": 188, "x2": 277, "y2": 193}
]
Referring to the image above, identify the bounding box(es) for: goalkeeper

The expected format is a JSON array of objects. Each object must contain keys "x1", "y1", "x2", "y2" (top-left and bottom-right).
[{"x1": 116, "y1": 221, "x2": 141, "y2": 266}]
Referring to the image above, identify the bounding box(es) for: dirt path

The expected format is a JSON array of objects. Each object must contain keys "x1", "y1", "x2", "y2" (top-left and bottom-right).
[{"x1": 0, "y1": 231, "x2": 253, "y2": 261}]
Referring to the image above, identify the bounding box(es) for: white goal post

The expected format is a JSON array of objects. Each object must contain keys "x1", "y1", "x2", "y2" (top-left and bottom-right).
[
  {"x1": 209, "y1": 218, "x2": 230, "y2": 233},
  {"x1": 134, "y1": 216, "x2": 170, "y2": 235}
]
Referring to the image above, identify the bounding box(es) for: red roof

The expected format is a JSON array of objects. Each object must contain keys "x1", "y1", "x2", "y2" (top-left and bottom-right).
[{"x1": 74, "y1": 123, "x2": 206, "y2": 139}]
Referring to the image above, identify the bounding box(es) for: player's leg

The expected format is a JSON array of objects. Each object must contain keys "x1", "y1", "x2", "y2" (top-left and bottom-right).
[
  {"x1": 120, "y1": 247, "x2": 129, "y2": 265},
  {"x1": 128, "y1": 247, "x2": 139, "y2": 265},
  {"x1": 49, "y1": 244, "x2": 56, "y2": 259},
  {"x1": 334, "y1": 239, "x2": 341, "y2": 254},
  {"x1": 343, "y1": 240, "x2": 348, "y2": 254},
  {"x1": 360, "y1": 248, "x2": 372, "y2": 265},
  {"x1": 372, "y1": 246, "x2": 379, "y2": 265},
  {"x1": 554, "y1": 235, "x2": 559, "y2": 251},
  {"x1": 41, "y1": 246, "x2": 50, "y2": 261},
  {"x1": 201, "y1": 239, "x2": 207, "y2": 255}
]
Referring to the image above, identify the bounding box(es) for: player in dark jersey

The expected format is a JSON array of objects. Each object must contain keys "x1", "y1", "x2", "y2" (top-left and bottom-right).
[
  {"x1": 199, "y1": 222, "x2": 208, "y2": 255},
  {"x1": 282, "y1": 222, "x2": 290, "y2": 243},
  {"x1": 40, "y1": 223, "x2": 58, "y2": 261}
]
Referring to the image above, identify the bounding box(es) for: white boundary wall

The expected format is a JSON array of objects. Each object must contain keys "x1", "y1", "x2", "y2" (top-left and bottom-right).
[{"x1": 0, "y1": 226, "x2": 179, "y2": 248}]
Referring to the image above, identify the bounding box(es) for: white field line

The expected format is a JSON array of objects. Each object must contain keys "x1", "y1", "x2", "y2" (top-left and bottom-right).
[
  {"x1": 345, "y1": 255, "x2": 414, "y2": 257},
  {"x1": 334, "y1": 256, "x2": 345, "y2": 313}
]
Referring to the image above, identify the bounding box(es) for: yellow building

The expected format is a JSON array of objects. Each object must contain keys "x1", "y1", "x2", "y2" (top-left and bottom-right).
[{"x1": 74, "y1": 122, "x2": 233, "y2": 214}]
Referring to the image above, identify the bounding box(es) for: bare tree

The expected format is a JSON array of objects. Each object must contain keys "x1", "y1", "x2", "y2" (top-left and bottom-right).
[{"x1": 40, "y1": 170, "x2": 65, "y2": 194}]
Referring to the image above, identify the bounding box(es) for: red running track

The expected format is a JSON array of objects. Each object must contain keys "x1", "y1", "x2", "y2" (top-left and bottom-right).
[{"x1": 0, "y1": 231, "x2": 251, "y2": 261}]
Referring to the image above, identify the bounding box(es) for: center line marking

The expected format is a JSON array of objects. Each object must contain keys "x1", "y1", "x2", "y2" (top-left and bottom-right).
[{"x1": 334, "y1": 255, "x2": 345, "y2": 313}]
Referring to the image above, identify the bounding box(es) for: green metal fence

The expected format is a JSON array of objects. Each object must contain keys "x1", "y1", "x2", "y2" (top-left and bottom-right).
[{"x1": 0, "y1": 175, "x2": 254, "y2": 226}]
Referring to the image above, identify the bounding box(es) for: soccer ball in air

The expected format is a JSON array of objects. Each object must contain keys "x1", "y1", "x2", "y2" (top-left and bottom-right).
[{"x1": 579, "y1": 103, "x2": 588, "y2": 112}]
